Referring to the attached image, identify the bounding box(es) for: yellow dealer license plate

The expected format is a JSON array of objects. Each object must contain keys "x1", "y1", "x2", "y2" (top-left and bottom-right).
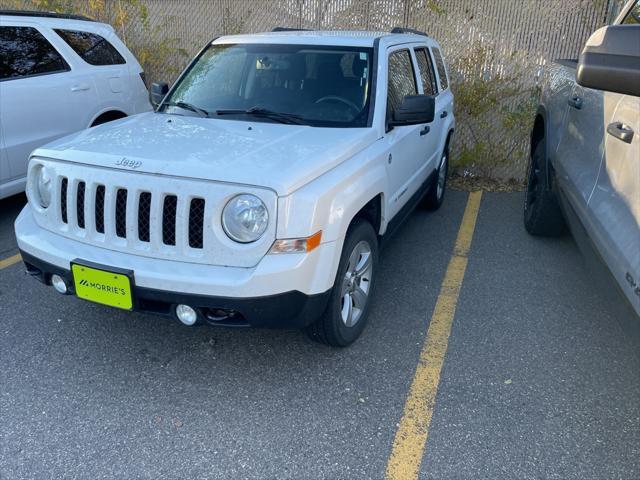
[{"x1": 71, "y1": 262, "x2": 133, "y2": 310}]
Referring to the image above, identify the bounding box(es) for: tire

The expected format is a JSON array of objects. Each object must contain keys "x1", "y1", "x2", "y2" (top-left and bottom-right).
[
  {"x1": 423, "y1": 145, "x2": 449, "y2": 210},
  {"x1": 305, "y1": 219, "x2": 379, "y2": 347},
  {"x1": 523, "y1": 140, "x2": 566, "y2": 236}
]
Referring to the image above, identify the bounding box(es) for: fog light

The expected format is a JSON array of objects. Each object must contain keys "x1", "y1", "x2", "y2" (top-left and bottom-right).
[
  {"x1": 175, "y1": 304, "x2": 198, "y2": 326},
  {"x1": 51, "y1": 274, "x2": 68, "y2": 294}
]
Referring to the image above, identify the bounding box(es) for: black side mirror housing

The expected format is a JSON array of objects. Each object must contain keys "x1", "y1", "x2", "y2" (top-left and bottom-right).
[
  {"x1": 577, "y1": 24, "x2": 640, "y2": 97},
  {"x1": 150, "y1": 81, "x2": 169, "y2": 107},
  {"x1": 390, "y1": 95, "x2": 436, "y2": 127}
]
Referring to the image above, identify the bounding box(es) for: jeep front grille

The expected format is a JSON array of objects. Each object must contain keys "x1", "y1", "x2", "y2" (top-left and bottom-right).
[{"x1": 58, "y1": 181, "x2": 206, "y2": 250}]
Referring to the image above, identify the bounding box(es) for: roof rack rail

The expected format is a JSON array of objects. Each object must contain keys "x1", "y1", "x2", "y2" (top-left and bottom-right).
[
  {"x1": 390, "y1": 27, "x2": 428, "y2": 37},
  {"x1": 271, "y1": 27, "x2": 310, "y2": 32},
  {"x1": 0, "y1": 9, "x2": 95, "y2": 22}
]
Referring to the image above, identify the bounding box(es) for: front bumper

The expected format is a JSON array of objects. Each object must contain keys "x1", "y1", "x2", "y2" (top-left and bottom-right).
[
  {"x1": 19, "y1": 249, "x2": 331, "y2": 328},
  {"x1": 15, "y1": 206, "x2": 336, "y2": 328}
]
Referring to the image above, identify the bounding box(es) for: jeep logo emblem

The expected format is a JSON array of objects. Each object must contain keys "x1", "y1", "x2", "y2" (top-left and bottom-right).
[{"x1": 115, "y1": 157, "x2": 142, "y2": 169}]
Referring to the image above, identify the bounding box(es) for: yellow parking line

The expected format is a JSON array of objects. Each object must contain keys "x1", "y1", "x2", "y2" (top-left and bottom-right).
[
  {"x1": 385, "y1": 191, "x2": 483, "y2": 480},
  {"x1": 0, "y1": 253, "x2": 22, "y2": 270}
]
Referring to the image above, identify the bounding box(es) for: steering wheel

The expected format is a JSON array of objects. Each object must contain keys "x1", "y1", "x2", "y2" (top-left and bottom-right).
[{"x1": 314, "y1": 95, "x2": 360, "y2": 115}]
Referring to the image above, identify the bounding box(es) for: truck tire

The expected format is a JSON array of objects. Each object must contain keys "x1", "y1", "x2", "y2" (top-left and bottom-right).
[
  {"x1": 305, "y1": 219, "x2": 378, "y2": 347},
  {"x1": 423, "y1": 145, "x2": 448, "y2": 210},
  {"x1": 523, "y1": 141, "x2": 566, "y2": 236}
]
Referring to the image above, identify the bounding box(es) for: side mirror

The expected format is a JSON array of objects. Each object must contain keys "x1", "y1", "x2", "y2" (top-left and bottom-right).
[
  {"x1": 390, "y1": 95, "x2": 436, "y2": 127},
  {"x1": 150, "y1": 81, "x2": 169, "y2": 107},
  {"x1": 577, "y1": 25, "x2": 640, "y2": 96}
]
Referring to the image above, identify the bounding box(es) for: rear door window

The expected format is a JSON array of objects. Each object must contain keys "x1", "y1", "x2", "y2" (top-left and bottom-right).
[
  {"x1": 0, "y1": 26, "x2": 70, "y2": 80},
  {"x1": 55, "y1": 29, "x2": 126, "y2": 66},
  {"x1": 431, "y1": 47, "x2": 449, "y2": 90},
  {"x1": 414, "y1": 47, "x2": 438, "y2": 95}
]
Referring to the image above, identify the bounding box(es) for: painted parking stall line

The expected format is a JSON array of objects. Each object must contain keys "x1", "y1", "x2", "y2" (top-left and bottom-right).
[
  {"x1": 385, "y1": 191, "x2": 483, "y2": 480},
  {"x1": 0, "y1": 253, "x2": 21, "y2": 270}
]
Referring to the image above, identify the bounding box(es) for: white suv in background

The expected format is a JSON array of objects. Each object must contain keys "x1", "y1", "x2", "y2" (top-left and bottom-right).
[{"x1": 0, "y1": 10, "x2": 151, "y2": 200}]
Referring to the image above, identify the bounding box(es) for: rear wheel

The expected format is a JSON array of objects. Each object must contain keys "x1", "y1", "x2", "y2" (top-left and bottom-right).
[
  {"x1": 305, "y1": 220, "x2": 378, "y2": 347},
  {"x1": 523, "y1": 140, "x2": 565, "y2": 236},
  {"x1": 423, "y1": 146, "x2": 448, "y2": 210}
]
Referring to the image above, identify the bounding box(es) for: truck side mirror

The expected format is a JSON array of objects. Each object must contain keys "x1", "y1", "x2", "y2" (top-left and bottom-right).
[
  {"x1": 390, "y1": 95, "x2": 436, "y2": 127},
  {"x1": 576, "y1": 24, "x2": 640, "y2": 96},
  {"x1": 150, "y1": 81, "x2": 169, "y2": 108}
]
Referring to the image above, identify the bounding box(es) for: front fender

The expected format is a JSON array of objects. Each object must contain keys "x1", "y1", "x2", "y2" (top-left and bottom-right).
[{"x1": 276, "y1": 141, "x2": 388, "y2": 284}]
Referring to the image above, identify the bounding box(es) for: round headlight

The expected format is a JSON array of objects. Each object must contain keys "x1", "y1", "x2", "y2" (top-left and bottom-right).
[
  {"x1": 33, "y1": 165, "x2": 52, "y2": 209},
  {"x1": 222, "y1": 194, "x2": 269, "y2": 243}
]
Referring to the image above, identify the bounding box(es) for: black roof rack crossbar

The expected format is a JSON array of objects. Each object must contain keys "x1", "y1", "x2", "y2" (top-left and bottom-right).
[
  {"x1": 390, "y1": 27, "x2": 428, "y2": 37},
  {"x1": 0, "y1": 10, "x2": 95, "y2": 22},
  {"x1": 271, "y1": 27, "x2": 311, "y2": 32}
]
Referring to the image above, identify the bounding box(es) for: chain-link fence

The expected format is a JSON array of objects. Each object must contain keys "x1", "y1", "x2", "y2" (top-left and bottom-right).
[{"x1": 1, "y1": 0, "x2": 628, "y2": 180}]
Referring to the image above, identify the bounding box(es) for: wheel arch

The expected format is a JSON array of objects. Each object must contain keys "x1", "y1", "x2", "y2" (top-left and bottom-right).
[
  {"x1": 351, "y1": 193, "x2": 384, "y2": 237},
  {"x1": 90, "y1": 109, "x2": 128, "y2": 127},
  {"x1": 531, "y1": 105, "x2": 554, "y2": 188}
]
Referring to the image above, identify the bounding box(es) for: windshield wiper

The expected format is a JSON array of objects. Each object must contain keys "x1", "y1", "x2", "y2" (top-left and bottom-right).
[
  {"x1": 215, "y1": 107, "x2": 303, "y2": 125},
  {"x1": 163, "y1": 101, "x2": 210, "y2": 118}
]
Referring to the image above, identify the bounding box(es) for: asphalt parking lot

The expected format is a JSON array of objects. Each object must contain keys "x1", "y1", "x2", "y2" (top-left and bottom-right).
[{"x1": 1, "y1": 190, "x2": 638, "y2": 480}]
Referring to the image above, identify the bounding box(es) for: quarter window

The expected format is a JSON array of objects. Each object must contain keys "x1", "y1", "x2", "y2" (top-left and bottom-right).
[
  {"x1": 55, "y1": 29, "x2": 126, "y2": 66},
  {"x1": 622, "y1": 0, "x2": 640, "y2": 24},
  {"x1": 387, "y1": 50, "x2": 417, "y2": 113},
  {"x1": 431, "y1": 47, "x2": 449, "y2": 90},
  {"x1": 414, "y1": 48, "x2": 438, "y2": 95},
  {"x1": 0, "y1": 26, "x2": 69, "y2": 80}
]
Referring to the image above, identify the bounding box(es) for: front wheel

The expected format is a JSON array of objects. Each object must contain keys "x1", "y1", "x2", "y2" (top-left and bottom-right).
[
  {"x1": 523, "y1": 141, "x2": 565, "y2": 236},
  {"x1": 305, "y1": 220, "x2": 378, "y2": 347}
]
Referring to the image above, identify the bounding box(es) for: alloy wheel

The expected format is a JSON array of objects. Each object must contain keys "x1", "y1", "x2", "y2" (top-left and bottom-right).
[{"x1": 340, "y1": 240, "x2": 373, "y2": 327}]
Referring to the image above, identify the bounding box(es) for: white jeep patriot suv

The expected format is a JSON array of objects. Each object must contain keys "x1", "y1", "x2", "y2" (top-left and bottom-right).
[{"x1": 15, "y1": 28, "x2": 455, "y2": 346}]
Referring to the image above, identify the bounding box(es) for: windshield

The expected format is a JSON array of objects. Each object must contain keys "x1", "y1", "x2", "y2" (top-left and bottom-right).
[{"x1": 161, "y1": 43, "x2": 374, "y2": 127}]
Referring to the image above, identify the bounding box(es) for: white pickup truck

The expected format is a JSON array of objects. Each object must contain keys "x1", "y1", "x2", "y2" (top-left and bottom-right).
[{"x1": 15, "y1": 28, "x2": 455, "y2": 346}]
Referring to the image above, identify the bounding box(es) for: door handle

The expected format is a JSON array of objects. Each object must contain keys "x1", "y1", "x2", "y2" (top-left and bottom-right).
[
  {"x1": 71, "y1": 83, "x2": 90, "y2": 92},
  {"x1": 607, "y1": 122, "x2": 634, "y2": 144},
  {"x1": 420, "y1": 126, "x2": 430, "y2": 136},
  {"x1": 567, "y1": 96, "x2": 582, "y2": 109},
  {"x1": 440, "y1": 111, "x2": 448, "y2": 118}
]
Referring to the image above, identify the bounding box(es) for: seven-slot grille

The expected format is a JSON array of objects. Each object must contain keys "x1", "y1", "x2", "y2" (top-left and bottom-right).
[{"x1": 59, "y1": 178, "x2": 206, "y2": 249}]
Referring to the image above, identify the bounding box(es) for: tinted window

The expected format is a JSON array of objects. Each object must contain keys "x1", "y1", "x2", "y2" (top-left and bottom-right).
[
  {"x1": 622, "y1": 0, "x2": 640, "y2": 24},
  {"x1": 0, "y1": 26, "x2": 69, "y2": 80},
  {"x1": 55, "y1": 29, "x2": 125, "y2": 66},
  {"x1": 415, "y1": 48, "x2": 438, "y2": 95},
  {"x1": 431, "y1": 48, "x2": 449, "y2": 90},
  {"x1": 387, "y1": 50, "x2": 417, "y2": 112}
]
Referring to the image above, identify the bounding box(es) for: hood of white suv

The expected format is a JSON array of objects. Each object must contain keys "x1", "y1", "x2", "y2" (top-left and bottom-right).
[{"x1": 33, "y1": 112, "x2": 377, "y2": 195}]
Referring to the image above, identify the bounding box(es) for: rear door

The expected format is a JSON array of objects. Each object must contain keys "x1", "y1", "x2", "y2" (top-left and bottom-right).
[
  {"x1": 587, "y1": 92, "x2": 640, "y2": 313},
  {"x1": 430, "y1": 46, "x2": 454, "y2": 155},
  {"x1": 53, "y1": 28, "x2": 131, "y2": 120},
  {"x1": 0, "y1": 23, "x2": 87, "y2": 182},
  {"x1": 412, "y1": 46, "x2": 441, "y2": 179}
]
